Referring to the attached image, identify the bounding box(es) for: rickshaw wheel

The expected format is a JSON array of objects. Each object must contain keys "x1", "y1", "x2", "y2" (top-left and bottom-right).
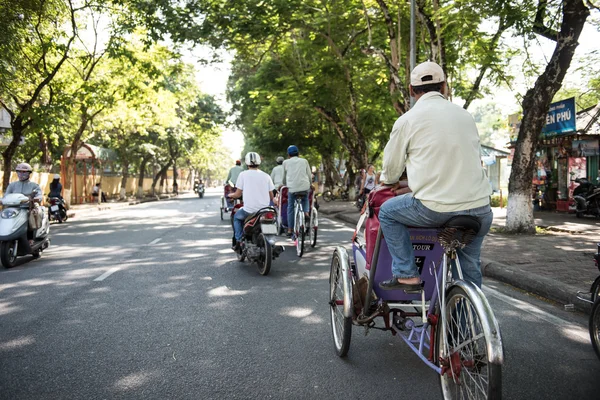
[
  {"x1": 591, "y1": 298, "x2": 600, "y2": 361},
  {"x1": 257, "y1": 233, "x2": 272, "y2": 276},
  {"x1": 220, "y1": 208, "x2": 224, "y2": 220},
  {"x1": 329, "y1": 251, "x2": 351, "y2": 357},
  {"x1": 309, "y1": 211, "x2": 317, "y2": 248},
  {"x1": 436, "y1": 285, "x2": 502, "y2": 400}
]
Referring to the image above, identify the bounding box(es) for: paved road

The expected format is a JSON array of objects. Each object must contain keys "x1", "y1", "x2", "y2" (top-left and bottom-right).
[{"x1": 1, "y1": 190, "x2": 599, "y2": 399}]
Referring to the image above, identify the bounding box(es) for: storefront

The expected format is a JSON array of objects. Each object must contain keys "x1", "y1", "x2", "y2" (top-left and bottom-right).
[{"x1": 534, "y1": 103, "x2": 600, "y2": 211}]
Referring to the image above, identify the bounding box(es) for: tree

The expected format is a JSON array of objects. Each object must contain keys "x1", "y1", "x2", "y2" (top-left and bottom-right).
[
  {"x1": 0, "y1": 0, "x2": 77, "y2": 190},
  {"x1": 506, "y1": 0, "x2": 591, "y2": 232}
]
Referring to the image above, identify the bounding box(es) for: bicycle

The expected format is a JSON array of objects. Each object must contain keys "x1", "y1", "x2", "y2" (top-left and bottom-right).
[
  {"x1": 576, "y1": 243, "x2": 600, "y2": 361},
  {"x1": 329, "y1": 189, "x2": 503, "y2": 399},
  {"x1": 292, "y1": 192, "x2": 308, "y2": 257}
]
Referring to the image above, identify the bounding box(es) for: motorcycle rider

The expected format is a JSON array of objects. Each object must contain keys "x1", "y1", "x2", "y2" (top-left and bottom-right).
[
  {"x1": 228, "y1": 152, "x2": 275, "y2": 250},
  {"x1": 270, "y1": 156, "x2": 285, "y2": 190},
  {"x1": 48, "y1": 174, "x2": 63, "y2": 199},
  {"x1": 5, "y1": 163, "x2": 43, "y2": 202},
  {"x1": 282, "y1": 145, "x2": 312, "y2": 237}
]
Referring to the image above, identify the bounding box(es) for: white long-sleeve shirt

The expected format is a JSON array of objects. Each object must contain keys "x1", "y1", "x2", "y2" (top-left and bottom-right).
[
  {"x1": 283, "y1": 157, "x2": 311, "y2": 193},
  {"x1": 270, "y1": 165, "x2": 284, "y2": 188},
  {"x1": 380, "y1": 91, "x2": 491, "y2": 212}
]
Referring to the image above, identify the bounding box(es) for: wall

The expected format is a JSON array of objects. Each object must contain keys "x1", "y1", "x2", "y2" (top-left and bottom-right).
[{"x1": 0, "y1": 170, "x2": 193, "y2": 203}]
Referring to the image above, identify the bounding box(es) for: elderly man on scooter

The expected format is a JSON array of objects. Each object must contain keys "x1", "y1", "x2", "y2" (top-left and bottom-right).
[{"x1": 4, "y1": 163, "x2": 43, "y2": 202}]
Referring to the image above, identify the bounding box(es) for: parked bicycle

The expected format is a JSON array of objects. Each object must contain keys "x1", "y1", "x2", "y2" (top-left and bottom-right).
[{"x1": 329, "y1": 189, "x2": 503, "y2": 399}]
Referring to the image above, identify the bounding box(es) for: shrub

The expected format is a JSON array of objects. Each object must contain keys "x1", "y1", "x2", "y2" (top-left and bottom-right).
[{"x1": 490, "y1": 195, "x2": 508, "y2": 208}]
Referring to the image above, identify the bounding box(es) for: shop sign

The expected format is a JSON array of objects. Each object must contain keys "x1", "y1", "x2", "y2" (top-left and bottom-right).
[
  {"x1": 572, "y1": 139, "x2": 599, "y2": 157},
  {"x1": 542, "y1": 97, "x2": 576, "y2": 137}
]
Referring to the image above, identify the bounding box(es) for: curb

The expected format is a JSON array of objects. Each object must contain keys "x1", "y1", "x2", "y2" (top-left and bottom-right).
[
  {"x1": 481, "y1": 258, "x2": 591, "y2": 313},
  {"x1": 321, "y1": 208, "x2": 592, "y2": 313},
  {"x1": 68, "y1": 194, "x2": 180, "y2": 219}
]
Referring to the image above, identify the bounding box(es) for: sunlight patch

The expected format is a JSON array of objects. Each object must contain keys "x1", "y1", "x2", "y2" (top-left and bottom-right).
[
  {"x1": 207, "y1": 286, "x2": 249, "y2": 297},
  {"x1": 281, "y1": 307, "x2": 314, "y2": 318},
  {"x1": 0, "y1": 336, "x2": 35, "y2": 351},
  {"x1": 114, "y1": 371, "x2": 157, "y2": 390}
]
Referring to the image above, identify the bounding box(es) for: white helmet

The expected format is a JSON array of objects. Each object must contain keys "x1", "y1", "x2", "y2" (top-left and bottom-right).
[
  {"x1": 15, "y1": 162, "x2": 33, "y2": 172},
  {"x1": 54, "y1": 174, "x2": 60, "y2": 180},
  {"x1": 244, "y1": 152, "x2": 261, "y2": 167}
]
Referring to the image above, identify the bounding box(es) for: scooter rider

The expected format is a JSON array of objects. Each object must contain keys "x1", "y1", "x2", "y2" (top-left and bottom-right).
[
  {"x1": 48, "y1": 174, "x2": 63, "y2": 199},
  {"x1": 282, "y1": 145, "x2": 312, "y2": 237},
  {"x1": 5, "y1": 163, "x2": 43, "y2": 202},
  {"x1": 228, "y1": 152, "x2": 275, "y2": 250}
]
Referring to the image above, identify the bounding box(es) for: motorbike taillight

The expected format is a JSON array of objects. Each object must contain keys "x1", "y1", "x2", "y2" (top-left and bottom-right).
[
  {"x1": 261, "y1": 212, "x2": 275, "y2": 222},
  {"x1": 50, "y1": 199, "x2": 57, "y2": 205}
]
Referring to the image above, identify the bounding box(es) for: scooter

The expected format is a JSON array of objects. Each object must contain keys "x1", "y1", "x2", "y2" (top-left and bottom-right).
[
  {"x1": 0, "y1": 191, "x2": 50, "y2": 268},
  {"x1": 197, "y1": 183, "x2": 205, "y2": 198},
  {"x1": 322, "y1": 182, "x2": 349, "y2": 202},
  {"x1": 573, "y1": 177, "x2": 600, "y2": 218},
  {"x1": 47, "y1": 196, "x2": 68, "y2": 223},
  {"x1": 231, "y1": 205, "x2": 284, "y2": 276}
]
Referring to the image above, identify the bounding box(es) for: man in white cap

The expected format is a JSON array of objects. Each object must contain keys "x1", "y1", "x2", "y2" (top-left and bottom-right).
[{"x1": 377, "y1": 61, "x2": 492, "y2": 291}]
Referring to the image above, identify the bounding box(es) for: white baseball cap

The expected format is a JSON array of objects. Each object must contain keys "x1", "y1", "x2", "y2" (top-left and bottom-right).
[{"x1": 410, "y1": 61, "x2": 445, "y2": 87}]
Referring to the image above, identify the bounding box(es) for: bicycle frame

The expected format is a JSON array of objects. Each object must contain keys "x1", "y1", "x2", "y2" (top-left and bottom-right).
[{"x1": 354, "y1": 226, "x2": 503, "y2": 374}]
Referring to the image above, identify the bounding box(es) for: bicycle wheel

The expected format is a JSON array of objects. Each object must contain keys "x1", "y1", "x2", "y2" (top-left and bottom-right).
[
  {"x1": 591, "y1": 298, "x2": 600, "y2": 361},
  {"x1": 309, "y1": 209, "x2": 318, "y2": 248},
  {"x1": 437, "y1": 285, "x2": 502, "y2": 400},
  {"x1": 591, "y1": 276, "x2": 600, "y2": 303},
  {"x1": 329, "y1": 251, "x2": 352, "y2": 357},
  {"x1": 323, "y1": 191, "x2": 332, "y2": 202},
  {"x1": 295, "y1": 204, "x2": 305, "y2": 257}
]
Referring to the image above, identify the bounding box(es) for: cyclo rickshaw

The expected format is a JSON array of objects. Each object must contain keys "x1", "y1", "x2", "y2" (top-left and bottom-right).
[
  {"x1": 276, "y1": 185, "x2": 318, "y2": 257},
  {"x1": 329, "y1": 188, "x2": 504, "y2": 399},
  {"x1": 220, "y1": 182, "x2": 240, "y2": 220}
]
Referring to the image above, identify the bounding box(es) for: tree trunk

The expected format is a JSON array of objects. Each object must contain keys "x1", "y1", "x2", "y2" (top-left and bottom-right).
[
  {"x1": 151, "y1": 162, "x2": 171, "y2": 195},
  {"x1": 137, "y1": 155, "x2": 150, "y2": 199},
  {"x1": 2, "y1": 116, "x2": 25, "y2": 191},
  {"x1": 506, "y1": 0, "x2": 589, "y2": 233},
  {"x1": 120, "y1": 161, "x2": 129, "y2": 200}
]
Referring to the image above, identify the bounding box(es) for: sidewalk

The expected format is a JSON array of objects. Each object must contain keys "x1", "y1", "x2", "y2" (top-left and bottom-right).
[{"x1": 318, "y1": 199, "x2": 600, "y2": 312}]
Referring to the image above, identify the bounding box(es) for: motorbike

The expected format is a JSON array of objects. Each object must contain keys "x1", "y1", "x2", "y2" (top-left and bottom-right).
[
  {"x1": 573, "y1": 177, "x2": 600, "y2": 218},
  {"x1": 196, "y1": 183, "x2": 205, "y2": 198},
  {"x1": 0, "y1": 191, "x2": 50, "y2": 268},
  {"x1": 322, "y1": 182, "x2": 349, "y2": 202},
  {"x1": 577, "y1": 244, "x2": 600, "y2": 361},
  {"x1": 47, "y1": 196, "x2": 68, "y2": 223},
  {"x1": 231, "y1": 205, "x2": 284, "y2": 275}
]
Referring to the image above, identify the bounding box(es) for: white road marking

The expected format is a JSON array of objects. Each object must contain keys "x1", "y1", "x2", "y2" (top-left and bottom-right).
[
  {"x1": 483, "y1": 286, "x2": 583, "y2": 327},
  {"x1": 93, "y1": 267, "x2": 120, "y2": 282},
  {"x1": 149, "y1": 238, "x2": 162, "y2": 245}
]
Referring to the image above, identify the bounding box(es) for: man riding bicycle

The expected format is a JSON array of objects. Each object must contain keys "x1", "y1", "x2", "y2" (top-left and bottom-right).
[
  {"x1": 282, "y1": 145, "x2": 312, "y2": 237},
  {"x1": 228, "y1": 152, "x2": 275, "y2": 250},
  {"x1": 270, "y1": 156, "x2": 285, "y2": 192},
  {"x1": 378, "y1": 61, "x2": 492, "y2": 291}
]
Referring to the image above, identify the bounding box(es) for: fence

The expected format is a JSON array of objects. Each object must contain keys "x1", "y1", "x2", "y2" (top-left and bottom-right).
[{"x1": 0, "y1": 170, "x2": 193, "y2": 203}]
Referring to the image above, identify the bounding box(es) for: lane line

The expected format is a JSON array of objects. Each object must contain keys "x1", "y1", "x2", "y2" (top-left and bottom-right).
[
  {"x1": 149, "y1": 238, "x2": 162, "y2": 245},
  {"x1": 94, "y1": 267, "x2": 120, "y2": 282},
  {"x1": 483, "y1": 286, "x2": 584, "y2": 328}
]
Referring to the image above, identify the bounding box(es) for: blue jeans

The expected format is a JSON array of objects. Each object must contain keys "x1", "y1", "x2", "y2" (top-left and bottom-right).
[
  {"x1": 287, "y1": 191, "x2": 309, "y2": 230},
  {"x1": 379, "y1": 194, "x2": 492, "y2": 287},
  {"x1": 233, "y1": 209, "x2": 250, "y2": 241}
]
